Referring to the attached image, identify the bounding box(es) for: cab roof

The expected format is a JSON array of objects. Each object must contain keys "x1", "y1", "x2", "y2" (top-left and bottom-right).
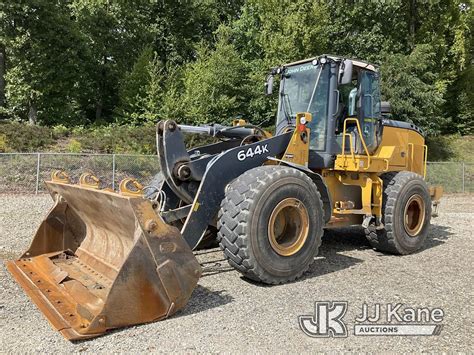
[{"x1": 284, "y1": 54, "x2": 378, "y2": 72}]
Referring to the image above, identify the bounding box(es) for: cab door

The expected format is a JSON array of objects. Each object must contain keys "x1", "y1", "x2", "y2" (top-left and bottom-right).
[{"x1": 359, "y1": 70, "x2": 382, "y2": 154}]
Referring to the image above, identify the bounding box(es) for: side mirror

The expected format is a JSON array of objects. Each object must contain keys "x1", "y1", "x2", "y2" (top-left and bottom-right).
[
  {"x1": 265, "y1": 74, "x2": 274, "y2": 95},
  {"x1": 381, "y1": 101, "x2": 391, "y2": 114},
  {"x1": 339, "y1": 60, "x2": 353, "y2": 85}
]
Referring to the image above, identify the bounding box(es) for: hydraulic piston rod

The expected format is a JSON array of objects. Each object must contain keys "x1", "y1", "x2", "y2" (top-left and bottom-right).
[{"x1": 178, "y1": 124, "x2": 256, "y2": 139}]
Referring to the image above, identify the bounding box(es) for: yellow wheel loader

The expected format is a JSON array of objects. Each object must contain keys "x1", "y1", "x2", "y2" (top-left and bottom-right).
[{"x1": 6, "y1": 55, "x2": 443, "y2": 340}]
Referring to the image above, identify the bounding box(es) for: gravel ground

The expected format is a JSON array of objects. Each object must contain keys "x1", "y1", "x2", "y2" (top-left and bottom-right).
[{"x1": 1, "y1": 194, "x2": 473, "y2": 353}]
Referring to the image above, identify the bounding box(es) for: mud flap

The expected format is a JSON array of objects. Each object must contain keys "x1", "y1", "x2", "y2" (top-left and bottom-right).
[{"x1": 6, "y1": 180, "x2": 201, "y2": 340}]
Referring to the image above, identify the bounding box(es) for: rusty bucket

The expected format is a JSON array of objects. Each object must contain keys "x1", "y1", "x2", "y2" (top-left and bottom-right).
[{"x1": 6, "y1": 174, "x2": 201, "y2": 340}]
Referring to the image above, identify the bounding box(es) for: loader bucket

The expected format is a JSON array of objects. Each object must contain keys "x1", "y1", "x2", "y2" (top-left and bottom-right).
[{"x1": 6, "y1": 174, "x2": 201, "y2": 340}]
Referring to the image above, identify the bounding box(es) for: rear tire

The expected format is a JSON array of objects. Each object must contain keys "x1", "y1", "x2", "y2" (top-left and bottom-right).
[
  {"x1": 365, "y1": 171, "x2": 431, "y2": 254},
  {"x1": 217, "y1": 166, "x2": 324, "y2": 284}
]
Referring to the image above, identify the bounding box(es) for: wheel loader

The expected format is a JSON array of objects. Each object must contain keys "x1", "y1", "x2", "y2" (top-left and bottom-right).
[{"x1": 6, "y1": 55, "x2": 443, "y2": 340}]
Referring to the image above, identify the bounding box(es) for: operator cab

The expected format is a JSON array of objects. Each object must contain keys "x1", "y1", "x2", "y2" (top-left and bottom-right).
[{"x1": 268, "y1": 55, "x2": 382, "y2": 169}]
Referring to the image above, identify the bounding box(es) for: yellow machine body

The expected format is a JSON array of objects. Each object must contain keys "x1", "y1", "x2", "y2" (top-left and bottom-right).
[{"x1": 279, "y1": 115, "x2": 442, "y2": 228}]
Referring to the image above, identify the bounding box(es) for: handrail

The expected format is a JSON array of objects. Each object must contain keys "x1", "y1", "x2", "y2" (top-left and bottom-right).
[
  {"x1": 340, "y1": 118, "x2": 371, "y2": 170},
  {"x1": 342, "y1": 132, "x2": 355, "y2": 161}
]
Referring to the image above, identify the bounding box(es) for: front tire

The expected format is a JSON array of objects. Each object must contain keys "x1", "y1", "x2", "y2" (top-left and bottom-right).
[
  {"x1": 365, "y1": 171, "x2": 431, "y2": 254},
  {"x1": 217, "y1": 166, "x2": 324, "y2": 284}
]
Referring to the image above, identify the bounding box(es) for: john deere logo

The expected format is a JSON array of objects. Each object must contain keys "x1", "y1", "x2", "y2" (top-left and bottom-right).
[{"x1": 299, "y1": 301, "x2": 348, "y2": 338}]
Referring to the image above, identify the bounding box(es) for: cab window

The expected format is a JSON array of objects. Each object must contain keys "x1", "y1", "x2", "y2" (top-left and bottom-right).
[{"x1": 359, "y1": 70, "x2": 381, "y2": 153}]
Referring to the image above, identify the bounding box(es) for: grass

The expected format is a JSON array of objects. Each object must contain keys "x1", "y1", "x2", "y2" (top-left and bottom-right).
[
  {"x1": 425, "y1": 162, "x2": 473, "y2": 193},
  {"x1": 0, "y1": 121, "x2": 217, "y2": 154},
  {"x1": 426, "y1": 135, "x2": 474, "y2": 163}
]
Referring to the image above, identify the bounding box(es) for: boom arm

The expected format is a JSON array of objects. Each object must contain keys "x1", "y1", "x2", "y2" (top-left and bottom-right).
[{"x1": 157, "y1": 119, "x2": 293, "y2": 249}]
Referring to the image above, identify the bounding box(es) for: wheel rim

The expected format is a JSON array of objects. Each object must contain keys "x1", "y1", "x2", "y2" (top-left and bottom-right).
[
  {"x1": 268, "y1": 198, "x2": 309, "y2": 256},
  {"x1": 403, "y1": 194, "x2": 426, "y2": 237}
]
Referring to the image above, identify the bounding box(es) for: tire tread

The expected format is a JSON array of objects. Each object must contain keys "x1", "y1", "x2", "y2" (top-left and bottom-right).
[
  {"x1": 365, "y1": 171, "x2": 430, "y2": 254},
  {"x1": 217, "y1": 166, "x2": 324, "y2": 284}
]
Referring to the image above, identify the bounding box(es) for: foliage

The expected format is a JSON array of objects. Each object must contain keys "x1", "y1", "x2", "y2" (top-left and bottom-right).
[
  {"x1": 66, "y1": 138, "x2": 82, "y2": 153},
  {"x1": 426, "y1": 134, "x2": 474, "y2": 162},
  {"x1": 0, "y1": 122, "x2": 53, "y2": 151},
  {"x1": 324, "y1": 1, "x2": 472, "y2": 135},
  {"x1": 116, "y1": 47, "x2": 155, "y2": 123},
  {"x1": 0, "y1": 133, "x2": 7, "y2": 152},
  {"x1": 179, "y1": 35, "x2": 252, "y2": 124},
  {"x1": 140, "y1": 54, "x2": 169, "y2": 123},
  {"x1": 0, "y1": 1, "x2": 90, "y2": 125},
  {"x1": 0, "y1": 0, "x2": 471, "y2": 142},
  {"x1": 0, "y1": 120, "x2": 471, "y2": 161},
  {"x1": 227, "y1": 0, "x2": 330, "y2": 124},
  {"x1": 51, "y1": 124, "x2": 70, "y2": 139},
  {"x1": 73, "y1": 125, "x2": 155, "y2": 154},
  {"x1": 72, "y1": 124, "x2": 216, "y2": 154},
  {"x1": 381, "y1": 45, "x2": 446, "y2": 134}
]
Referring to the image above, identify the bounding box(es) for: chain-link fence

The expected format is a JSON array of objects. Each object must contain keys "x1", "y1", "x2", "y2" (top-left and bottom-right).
[
  {"x1": 0, "y1": 153, "x2": 159, "y2": 194},
  {"x1": 0, "y1": 153, "x2": 472, "y2": 194},
  {"x1": 425, "y1": 161, "x2": 473, "y2": 193}
]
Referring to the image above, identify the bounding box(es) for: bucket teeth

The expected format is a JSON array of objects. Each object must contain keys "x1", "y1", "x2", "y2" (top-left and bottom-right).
[
  {"x1": 51, "y1": 170, "x2": 70, "y2": 184},
  {"x1": 51, "y1": 170, "x2": 146, "y2": 195},
  {"x1": 79, "y1": 172, "x2": 101, "y2": 189},
  {"x1": 119, "y1": 178, "x2": 144, "y2": 196}
]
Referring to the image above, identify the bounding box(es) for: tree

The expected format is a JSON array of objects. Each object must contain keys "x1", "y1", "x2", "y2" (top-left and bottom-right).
[
  {"x1": 0, "y1": 0, "x2": 89, "y2": 125},
  {"x1": 443, "y1": 2, "x2": 473, "y2": 134},
  {"x1": 116, "y1": 47, "x2": 154, "y2": 124},
  {"x1": 70, "y1": 0, "x2": 228, "y2": 123},
  {"x1": 0, "y1": 43, "x2": 5, "y2": 109},
  {"x1": 70, "y1": 0, "x2": 153, "y2": 123},
  {"x1": 177, "y1": 33, "x2": 252, "y2": 125},
  {"x1": 226, "y1": 0, "x2": 331, "y2": 125},
  {"x1": 326, "y1": 2, "x2": 408, "y2": 62},
  {"x1": 381, "y1": 45, "x2": 446, "y2": 134},
  {"x1": 0, "y1": 0, "x2": 471, "y2": 138}
]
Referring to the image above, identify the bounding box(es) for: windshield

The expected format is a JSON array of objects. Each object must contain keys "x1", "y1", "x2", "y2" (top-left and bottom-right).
[{"x1": 276, "y1": 62, "x2": 330, "y2": 151}]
